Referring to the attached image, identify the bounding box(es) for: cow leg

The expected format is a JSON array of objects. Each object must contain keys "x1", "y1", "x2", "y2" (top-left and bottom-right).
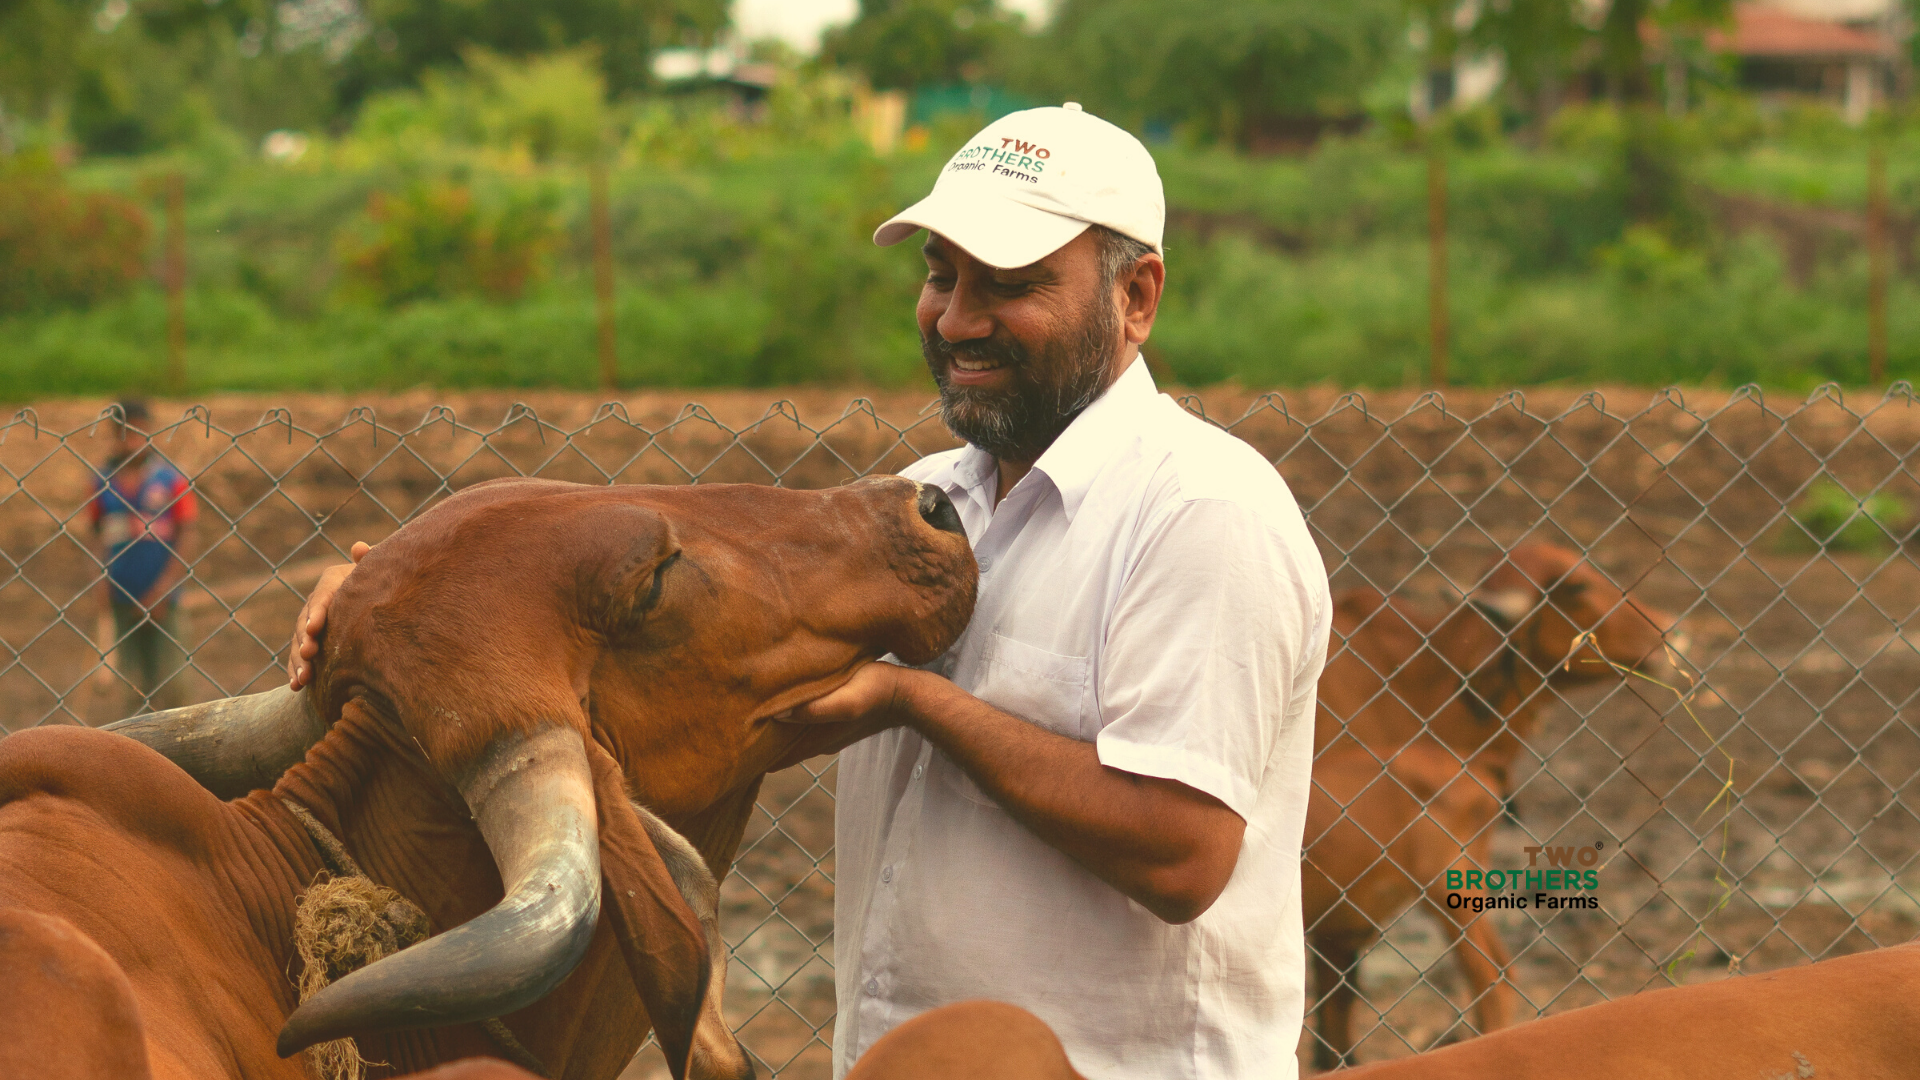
[
  {"x1": 0, "y1": 908, "x2": 152, "y2": 1080},
  {"x1": 1309, "y1": 931, "x2": 1366, "y2": 1071},
  {"x1": 1425, "y1": 893, "x2": 1516, "y2": 1040}
]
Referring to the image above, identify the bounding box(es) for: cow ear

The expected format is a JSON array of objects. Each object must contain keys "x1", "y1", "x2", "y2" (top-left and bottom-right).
[
  {"x1": 585, "y1": 740, "x2": 710, "y2": 1080},
  {"x1": 577, "y1": 503, "x2": 680, "y2": 636},
  {"x1": 1547, "y1": 574, "x2": 1592, "y2": 607},
  {"x1": 1468, "y1": 589, "x2": 1535, "y2": 627}
]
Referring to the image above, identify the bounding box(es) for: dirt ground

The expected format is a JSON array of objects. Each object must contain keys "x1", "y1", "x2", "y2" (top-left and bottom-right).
[{"x1": 3, "y1": 385, "x2": 1917, "y2": 1076}]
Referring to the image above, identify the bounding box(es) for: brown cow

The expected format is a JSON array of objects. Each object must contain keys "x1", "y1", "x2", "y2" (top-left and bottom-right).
[
  {"x1": 0, "y1": 476, "x2": 975, "y2": 1080},
  {"x1": 843, "y1": 1001, "x2": 1086, "y2": 1080},
  {"x1": 1305, "y1": 544, "x2": 1681, "y2": 1069},
  {"x1": 1332, "y1": 940, "x2": 1920, "y2": 1078}
]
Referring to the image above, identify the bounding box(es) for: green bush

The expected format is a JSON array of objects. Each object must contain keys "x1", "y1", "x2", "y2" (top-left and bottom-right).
[
  {"x1": 1786, "y1": 480, "x2": 1915, "y2": 554},
  {"x1": 0, "y1": 164, "x2": 150, "y2": 313},
  {"x1": 340, "y1": 180, "x2": 560, "y2": 304}
]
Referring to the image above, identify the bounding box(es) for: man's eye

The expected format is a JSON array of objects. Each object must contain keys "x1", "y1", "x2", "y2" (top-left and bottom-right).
[{"x1": 926, "y1": 272, "x2": 955, "y2": 289}]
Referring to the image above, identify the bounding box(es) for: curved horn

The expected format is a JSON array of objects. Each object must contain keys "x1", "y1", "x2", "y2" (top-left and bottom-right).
[
  {"x1": 276, "y1": 725, "x2": 601, "y2": 1056},
  {"x1": 106, "y1": 686, "x2": 326, "y2": 800}
]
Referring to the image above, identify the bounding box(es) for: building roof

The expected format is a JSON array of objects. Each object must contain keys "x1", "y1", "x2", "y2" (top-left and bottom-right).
[{"x1": 1706, "y1": 3, "x2": 1896, "y2": 58}]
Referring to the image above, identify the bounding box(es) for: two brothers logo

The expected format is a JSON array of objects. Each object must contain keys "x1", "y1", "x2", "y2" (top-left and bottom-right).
[
  {"x1": 1445, "y1": 842, "x2": 1606, "y2": 913},
  {"x1": 948, "y1": 137, "x2": 1052, "y2": 184}
]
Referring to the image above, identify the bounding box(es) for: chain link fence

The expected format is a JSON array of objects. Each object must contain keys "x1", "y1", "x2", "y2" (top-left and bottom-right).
[{"x1": 3, "y1": 384, "x2": 1917, "y2": 1075}]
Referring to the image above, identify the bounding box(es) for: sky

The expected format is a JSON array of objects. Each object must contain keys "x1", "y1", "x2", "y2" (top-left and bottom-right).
[{"x1": 733, "y1": 0, "x2": 1053, "y2": 53}]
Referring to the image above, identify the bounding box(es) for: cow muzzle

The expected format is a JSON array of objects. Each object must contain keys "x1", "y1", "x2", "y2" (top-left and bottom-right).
[
  {"x1": 276, "y1": 725, "x2": 602, "y2": 1057},
  {"x1": 916, "y1": 483, "x2": 964, "y2": 537}
]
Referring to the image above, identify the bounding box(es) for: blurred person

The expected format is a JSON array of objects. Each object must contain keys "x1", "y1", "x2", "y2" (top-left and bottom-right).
[
  {"x1": 90, "y1": 401, "x2": 198, "y2": 715},
  {"x1": 289, "y1": 105, "x2": 1329, "y2": 1080}
]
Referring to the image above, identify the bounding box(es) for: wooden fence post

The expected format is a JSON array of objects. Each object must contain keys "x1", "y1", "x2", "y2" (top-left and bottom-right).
[
  {"x1": 1867, "y1": 129, "x2": 1888, "y2": 386},
  {"x1": 163, "y1": 171, "x2": 186, "y2": 394},
  {"x1": 1428, "y1": 130, "x2": 1450, "y2": 389},
  {"x1": 590, "y1": 157, "x2": 618, "y2": 392}
]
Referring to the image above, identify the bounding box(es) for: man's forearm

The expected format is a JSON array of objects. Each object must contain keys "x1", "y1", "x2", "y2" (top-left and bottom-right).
[{"x1": 896, "y1": 670, "x2": 1244, "y2": 924}]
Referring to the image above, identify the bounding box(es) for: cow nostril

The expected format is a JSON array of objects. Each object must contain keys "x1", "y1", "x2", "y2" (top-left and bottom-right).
[{"x1": 917, "y1": 484, "x2": 964, "y2": 536}]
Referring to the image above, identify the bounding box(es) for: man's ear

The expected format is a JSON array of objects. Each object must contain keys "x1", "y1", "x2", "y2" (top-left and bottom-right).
[{"x1": 1122, "y1": 253, "x2": 1165, "y2": 346}]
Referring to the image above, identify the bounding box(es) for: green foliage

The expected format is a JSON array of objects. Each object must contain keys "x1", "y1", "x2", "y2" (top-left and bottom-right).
[
  {"x1": 1030, "y1": 0, "x2": 1402, "y2": 144},
  {"x1": 4, "y1": 72, "x2": 1919, "y2": 397},
  {"x1": 1785, "y1": 480, "x2": 1915, "y2": 554},
  {"x1": 354, "y1": 48, "x2": 610, "y2": 163},
  {"x1": 0, "y1": 162, "x2": 150, "y2": 313},
  {"x1": 821, "y1": 0, "x2": 1024, "y2": 91},
  {"x1": 340, "y1": 180, "x2": 560, "y2": 304},
  {"x1": 336, "y1": 0, "x2": 728, "y2": 107}
]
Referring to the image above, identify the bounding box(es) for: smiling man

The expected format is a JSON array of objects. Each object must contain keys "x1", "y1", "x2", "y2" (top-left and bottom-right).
[
  {"x1": 782, "y1": 104, "x2": 1333, "y2": 1079},
  {"x1": 287, "y1": 104, "x2": 1331, "y2": 1080}
]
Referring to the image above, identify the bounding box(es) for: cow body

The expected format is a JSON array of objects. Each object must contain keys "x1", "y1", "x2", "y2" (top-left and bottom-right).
[
  {"x1": 0, "y1": 477, "x2": 976, "y2": 1080},
  {"x1": 1305, "y1": 544, "x2": 1679, "y2": 1067},
  {"x1": 1334, "y1": 940, "x2": 1920, "y2": 1079}
]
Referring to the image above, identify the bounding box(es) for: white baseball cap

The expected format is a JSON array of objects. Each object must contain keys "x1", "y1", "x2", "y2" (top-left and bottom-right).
[{"x1": 873, "y1": 102, "x2": 1165, "y2": 269}]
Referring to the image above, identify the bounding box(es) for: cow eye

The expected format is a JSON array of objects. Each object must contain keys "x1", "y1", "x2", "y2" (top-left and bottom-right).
[{"x1": 639, "y1": 552, "x2": 681, "y2": 614}]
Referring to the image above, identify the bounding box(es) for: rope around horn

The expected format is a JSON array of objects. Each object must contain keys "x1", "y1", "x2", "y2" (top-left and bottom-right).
[{"x1": 280, "y1": 799, "x2": 550, "y2": 1079}]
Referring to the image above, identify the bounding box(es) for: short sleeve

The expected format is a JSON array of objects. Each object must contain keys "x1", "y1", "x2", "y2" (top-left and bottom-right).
[
  {"x1": 168, "y1": 474, "x2": 198, "y2": 523},
  {"x1": 1093, "y1": 498, "x2": 1323, "y2": 821}
]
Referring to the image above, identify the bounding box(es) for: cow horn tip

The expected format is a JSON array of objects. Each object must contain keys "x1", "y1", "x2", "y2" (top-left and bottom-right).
[{"x1": 274, "y1": 1019, "x2": 314, "y2": 1058}]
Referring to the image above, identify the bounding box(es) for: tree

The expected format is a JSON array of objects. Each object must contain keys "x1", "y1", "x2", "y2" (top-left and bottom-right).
[
  {"x1": 819, "y1": 0, "x2": 1023, "y2": 91},
  {"x1": 1035, "y1": 0, "x2": 1402, "y2": 147},
  {"x1": 1473, "y1": 0, "x2": 1589, "y2": 123},
  {"x1": 333, "y1": 0, "x2": 730, "y2": 109}
]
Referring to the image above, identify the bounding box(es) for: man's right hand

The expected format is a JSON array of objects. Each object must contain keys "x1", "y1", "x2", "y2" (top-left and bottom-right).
[{"x1": 289, "y1": 541, "x2": 371, "y2": 690}]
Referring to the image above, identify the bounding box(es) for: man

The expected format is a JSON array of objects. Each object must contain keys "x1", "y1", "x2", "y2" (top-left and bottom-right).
[
  {"x1": 91, "y1": 400, "x2": 198, "y2": 715},
  {"x1": 292, "y1": 105, "x2": 1330, "y2": 1079}
]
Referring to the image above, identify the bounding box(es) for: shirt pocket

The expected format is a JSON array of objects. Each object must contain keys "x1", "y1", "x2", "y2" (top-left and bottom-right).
[
  {"x1": 938, "y1": 632, "x2": 1097, "y2": 810},
  {"x1": 942, "y1": 633, "x2": 1095, "y2": 809}
]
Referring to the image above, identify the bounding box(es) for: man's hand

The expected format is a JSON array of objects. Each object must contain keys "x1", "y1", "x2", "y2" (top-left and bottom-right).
[
  {"x1": 778, "y1": 660, "x2": 913, "y2": 727},
  {"x1": 137, "y1": 580, "x2": 175, "y2": 618},
  {"x1": 289, "y1": 541, "x2": 371, "y2": 690},
  {"x1": 784, "y1": 664, "x2": 1247, "y2": 924}
]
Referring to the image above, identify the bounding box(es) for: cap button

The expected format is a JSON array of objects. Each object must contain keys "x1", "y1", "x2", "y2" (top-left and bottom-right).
[{"x1": 1063, "y1": 101, "x2": 1083, "y2": 111}]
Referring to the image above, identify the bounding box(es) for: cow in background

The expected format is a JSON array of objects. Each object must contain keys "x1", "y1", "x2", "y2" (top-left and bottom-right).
[
  {"x1": 1305, "y1": 544, "x2": 1684, "y2": 1069},
  {"x1": 0, "y1": 476, "x2": 975, "y2": 1080},
  {"x1": 1332, "y1": 939, "x2": 1920, "y2": 1078}
]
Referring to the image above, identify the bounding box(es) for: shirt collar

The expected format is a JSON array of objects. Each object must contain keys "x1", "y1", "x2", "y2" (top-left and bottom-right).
[
  {"x1": 1032, "y1": 356, "x2": 1157, "y2": 522},
  {"x1": 922, "y1": 356, "x2": 1160, "y2": 522}
]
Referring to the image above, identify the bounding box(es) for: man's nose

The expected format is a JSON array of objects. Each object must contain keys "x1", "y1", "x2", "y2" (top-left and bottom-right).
[{"x1": 934, "y1": 282, "x2": 995, "y2": 344}]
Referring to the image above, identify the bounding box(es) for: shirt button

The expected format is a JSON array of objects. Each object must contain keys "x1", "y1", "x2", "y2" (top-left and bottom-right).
[
  {"x1": 911, "y1": 764, "x2": 924, "y2": 780},
  {"x1": 881, "y1": 865, "x2": 893, "y2": 884},
  {"x1": 977, "y1": 557, "x2": 994, "y2": 573},
  {"x1": 866, "y1": 978, "x2": 879, "y2": 996}
]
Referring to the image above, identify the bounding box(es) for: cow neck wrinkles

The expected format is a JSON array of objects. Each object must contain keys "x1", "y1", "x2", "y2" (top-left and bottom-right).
[
  {"x1": 266, "y1": 703, "x2": 514, "y2": 1075},
  {"x1": 272, "y1": 702, "x2": 498, "y2": 944}
]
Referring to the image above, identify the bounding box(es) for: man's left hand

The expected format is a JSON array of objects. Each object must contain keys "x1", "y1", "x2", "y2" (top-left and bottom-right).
[
  {"x1": 776, "y1": 660, "x2": 918, "y2": 729},
  {"x1": 137, "y1": 584, "x2": 174, "y2": 618}
]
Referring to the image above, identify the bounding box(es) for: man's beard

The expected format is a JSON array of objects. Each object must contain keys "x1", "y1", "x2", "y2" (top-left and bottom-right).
[{"x1": 923, "y1": 298, "x2": 1121, "y2": 465}]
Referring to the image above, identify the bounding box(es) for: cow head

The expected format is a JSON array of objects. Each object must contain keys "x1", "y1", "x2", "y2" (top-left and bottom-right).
[
  {"x1": 1466, "y1": 543, "x2": 1683, "y2": 688},
  {"x1": 112, "y1": 476, "x2": 976, "y2": 1079},
  {"x1": 1441, "y1": 543, "x2": 1685, "y2": 754}
]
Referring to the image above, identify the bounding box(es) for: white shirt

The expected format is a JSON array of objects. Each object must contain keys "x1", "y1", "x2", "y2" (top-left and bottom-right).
[{"x1": 832, "y1": 359, "x2": 1332, "y2": 1079}]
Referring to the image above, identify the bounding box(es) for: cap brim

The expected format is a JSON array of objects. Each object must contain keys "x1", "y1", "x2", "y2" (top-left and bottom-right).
[{"x1": 873, "y1": 190, "x2": 1092, "y2": 269}]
